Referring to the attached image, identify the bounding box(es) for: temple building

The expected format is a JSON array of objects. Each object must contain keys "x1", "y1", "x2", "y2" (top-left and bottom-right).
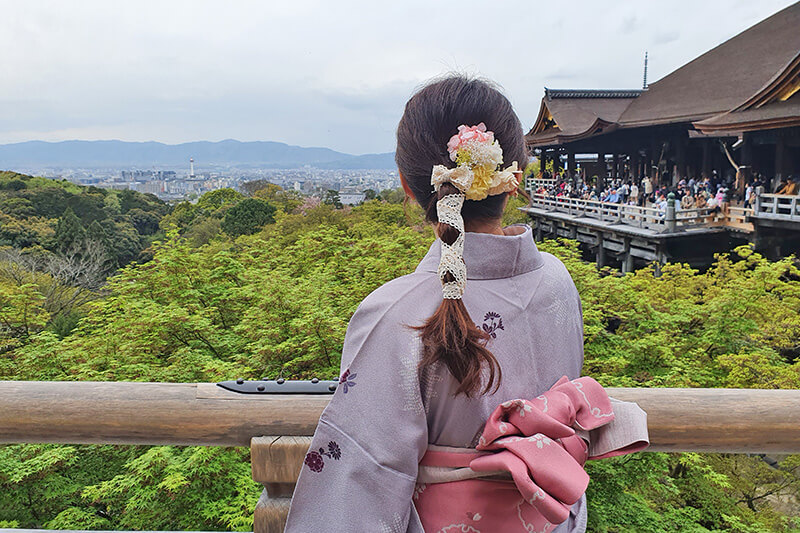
[{"x1": 526, "y1": 2, "x2": 800, "y2": 196}]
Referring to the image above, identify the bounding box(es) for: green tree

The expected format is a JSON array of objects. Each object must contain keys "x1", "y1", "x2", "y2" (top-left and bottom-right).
[
  {"x1": 221, "y1": 199, "x2": 277, "y2": 237},
  {"x1": 53, "y1": 208, "x2": 85, "y2": 253},
  {"x1": 196, "y1": 188, "x2": 243, "y2": 213}
]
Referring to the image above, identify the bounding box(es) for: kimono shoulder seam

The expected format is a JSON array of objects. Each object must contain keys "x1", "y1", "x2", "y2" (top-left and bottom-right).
[{"x1": 317, "y1": 415, "x2": 420, "y2": 483}]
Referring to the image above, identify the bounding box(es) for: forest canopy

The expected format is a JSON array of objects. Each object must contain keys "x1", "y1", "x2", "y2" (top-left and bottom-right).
[{"x1": 0, "y1": 174, "x2": 798, "y2": 531}]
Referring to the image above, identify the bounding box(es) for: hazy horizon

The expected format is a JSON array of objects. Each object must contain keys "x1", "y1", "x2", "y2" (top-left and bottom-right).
[{"x1": 2, "y1": 0, "x2": 796, "y2": 154}]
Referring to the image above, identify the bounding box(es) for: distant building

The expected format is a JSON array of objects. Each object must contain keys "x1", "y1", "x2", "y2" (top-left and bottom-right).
[{"x1": 340, "y1": 192, "x2": 366, "y2": 205}]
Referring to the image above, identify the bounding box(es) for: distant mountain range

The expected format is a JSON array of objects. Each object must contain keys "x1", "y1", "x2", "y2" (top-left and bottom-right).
[{"x1": 0, "y1": 139, "x2": 397, "y2": 170}]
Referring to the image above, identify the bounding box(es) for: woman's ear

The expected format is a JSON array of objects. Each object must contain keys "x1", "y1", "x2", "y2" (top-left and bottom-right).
[{"x1": 399, "y1": 171, "x2": 414, "y2": 199}]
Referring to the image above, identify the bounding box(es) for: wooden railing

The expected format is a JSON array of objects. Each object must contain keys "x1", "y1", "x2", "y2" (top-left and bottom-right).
[
  {"x1": 529, "y1": 194, "x2": 754, "y2": 232},
  {"x1": 2, "y1": 381, "x2": 800, "y2": 532},
  {"x1": 753, "y1": 193, "x2": 800, "y2": 220}
]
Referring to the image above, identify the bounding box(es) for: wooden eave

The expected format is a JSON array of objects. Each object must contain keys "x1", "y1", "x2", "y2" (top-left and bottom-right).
[
  {"x1": 734, "y1": 51, "x2": 800, "y2": 111},
  {"x1": 527, "y1": 99, "x2": 559, "y2": 136},
  {"x1": 526, "y1": 118, "x2": 618, "y2": 148},
  {"x1": 694, "y1": 113, "x2": 800, "y2": 134}
]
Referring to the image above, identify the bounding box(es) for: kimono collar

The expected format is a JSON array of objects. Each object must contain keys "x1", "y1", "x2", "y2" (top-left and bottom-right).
[{"x1": 416, "y1": 224, "x2": 544, "y2": 280}]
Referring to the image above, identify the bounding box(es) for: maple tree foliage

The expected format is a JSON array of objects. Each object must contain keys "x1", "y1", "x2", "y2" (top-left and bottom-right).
[{"x1": 0, "y1": 183, "x2": 798, "y2": 531}]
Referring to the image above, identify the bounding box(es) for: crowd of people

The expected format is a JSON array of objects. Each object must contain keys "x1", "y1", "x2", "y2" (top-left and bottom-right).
[{"x1": 533, "y1": 170, "x2": 796, "y2": 214}]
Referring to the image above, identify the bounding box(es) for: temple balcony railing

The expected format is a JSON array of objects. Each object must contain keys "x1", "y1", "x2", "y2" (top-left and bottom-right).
[
  {"x1": 753, "y1": 192, "x2": 800, "y2": 221},
  {"x1": 1, "y1": 381, "x2": 799, "y2": 533},
  {"x1": 528, "y1": 193, "x2": 755, "y2": 233}
]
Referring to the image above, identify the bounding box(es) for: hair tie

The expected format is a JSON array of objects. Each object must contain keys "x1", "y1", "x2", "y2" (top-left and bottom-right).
[{"x1": 430, "y1": 123, "x2": 521, "y2": 300}]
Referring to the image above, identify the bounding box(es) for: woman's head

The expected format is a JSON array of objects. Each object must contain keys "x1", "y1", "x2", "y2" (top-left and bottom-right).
[
  {"x1": 396, "y1": 75, "x2": 527, "y2": 225},
  {"x1": 397, "y1": 75, "x2": 527, "y2": 397}
]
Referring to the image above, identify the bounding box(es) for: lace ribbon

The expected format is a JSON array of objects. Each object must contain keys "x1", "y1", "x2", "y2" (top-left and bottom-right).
[{"x1": 436, "y1": 193, "x2": 467, "y2": 299}]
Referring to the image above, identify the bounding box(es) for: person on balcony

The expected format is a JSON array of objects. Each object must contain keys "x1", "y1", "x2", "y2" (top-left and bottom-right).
[
  {"x1": 776, "y1": 176, "x2": 798, "y2": 195},
  {"x1": 285, "y1": 76, "x2": 648, "y2": 533}
]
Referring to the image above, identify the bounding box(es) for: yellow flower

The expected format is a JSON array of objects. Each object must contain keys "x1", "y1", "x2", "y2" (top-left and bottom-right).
[{"x1": 465, "y1": 164, "x2": 494, "y2": 201}]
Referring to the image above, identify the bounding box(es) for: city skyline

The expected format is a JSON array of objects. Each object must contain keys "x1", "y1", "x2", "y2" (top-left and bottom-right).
[{"x1": 1, "y1": 0, "x2": 796, "y2": 154}]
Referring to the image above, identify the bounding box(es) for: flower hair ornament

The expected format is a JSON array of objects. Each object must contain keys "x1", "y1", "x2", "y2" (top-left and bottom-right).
[{"x1": 431, "y1": 123, "x2": 521, "y2": 300}]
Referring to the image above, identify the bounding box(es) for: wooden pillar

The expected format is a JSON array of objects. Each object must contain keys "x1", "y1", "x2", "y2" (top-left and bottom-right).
[
  {"x1": 567, "y1": 151, "x2": 576, "y2": 179},
  {"x1": 598, "y1": 152, "x2": 606, "y2": 188},
  {"x1": 676, "y1": 137, "x2": 687, "y2": 185},
  {"x1": 650, "y1": 140, "x2": 660, "y2": 185},
  {"x1": 612, "y1": 154, "x2": 620, "y2": 180},
  {"x1": 776, "y1": 137, "x2": 786, "y2": 181},
  {"x1": 596, "y1": 232, "x2": 605, "y2": 268},
  {"x1": 741, "y1": 133, "x2": 754, "y2": 198},
  {"x1": 701, "y1": 140, "x2": 712, "y2": 179},
  {"x1": 622, "y1": 237, "x2": 634, "y2": 273},
  {"x1": 540, "y1": 150, "x2": 547, "y2": 176},
  {"x1": 741, "y1": 134, "x2": 753, "y2": 169}
]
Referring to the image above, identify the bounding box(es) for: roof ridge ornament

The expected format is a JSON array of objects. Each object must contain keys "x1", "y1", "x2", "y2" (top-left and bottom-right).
[{"x1": 544, "y1": 88, "x2": 644, "y2": 99}]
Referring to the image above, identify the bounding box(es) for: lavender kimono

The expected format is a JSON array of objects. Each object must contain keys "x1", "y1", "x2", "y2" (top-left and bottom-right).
[{"x1": 285, "y1": 225, "x2": 648, "y2": 532}]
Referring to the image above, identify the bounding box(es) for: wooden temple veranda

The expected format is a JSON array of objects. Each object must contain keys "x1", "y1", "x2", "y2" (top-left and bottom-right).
[{"x1": 524, "y1": 2, "x2": 800, "y2": 269}]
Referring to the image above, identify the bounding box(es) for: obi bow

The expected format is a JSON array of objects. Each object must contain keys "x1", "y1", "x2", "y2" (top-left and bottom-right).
[{"x1": 468, "y1": 376, "x2": 641, "y2": 525}]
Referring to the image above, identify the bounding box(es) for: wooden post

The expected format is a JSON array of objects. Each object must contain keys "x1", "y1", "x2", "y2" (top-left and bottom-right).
[
  {"x1": 754, "y1": 185, "x2": 764, "y2": 214},
  {"x1": 702, "y1": 140, "x2": 711, "y2": 179},
  {"x1": 598, "y1": 152, "x2": 606, "y2": 189},
  {"x1": 622, "y1": 238, "x2": 634, "y2": 273},
  {"x1": 776, "y1": 137, "x2": 786, "y2": 181},
  {"x1": 596, "y1": 232, "x2": 605, "y2": 268},
  {"x1": 252, "y1": 436, "x2": 312, "y2": 533},
  {"x1": 567, "y1": 151, "x2": 576, "y2": 180},
  {"x1": 676, "y1": 136, "x2": 687, "y2": 186}
]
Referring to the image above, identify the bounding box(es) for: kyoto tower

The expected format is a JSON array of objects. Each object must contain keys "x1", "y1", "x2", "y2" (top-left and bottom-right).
[{"x1": 189, "y1": 157, "x2": 195, "y2": 178}]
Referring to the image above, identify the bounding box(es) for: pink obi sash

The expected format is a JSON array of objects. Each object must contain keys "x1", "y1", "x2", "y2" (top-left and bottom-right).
[{"x1": 413, "y1": 376, "x2": 649, "y2": 533}]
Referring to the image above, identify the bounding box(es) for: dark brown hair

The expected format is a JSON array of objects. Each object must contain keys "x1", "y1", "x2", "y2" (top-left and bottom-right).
[{"x1": 396, "y1": 75, "x2": 527, "y2": 396}]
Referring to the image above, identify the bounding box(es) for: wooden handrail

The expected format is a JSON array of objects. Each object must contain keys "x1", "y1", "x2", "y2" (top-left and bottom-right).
[
  {"x1": 1, "y1": 381, "x2": 799, "y2": 453},
  {"x1": 529, "y1": 193, "x2": 757, "y2": 230}
]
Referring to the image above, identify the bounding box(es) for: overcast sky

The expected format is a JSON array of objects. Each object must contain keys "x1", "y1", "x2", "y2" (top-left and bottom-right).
[{"x1": 0, "y1": 0, "x2": 796, "y2": 154}]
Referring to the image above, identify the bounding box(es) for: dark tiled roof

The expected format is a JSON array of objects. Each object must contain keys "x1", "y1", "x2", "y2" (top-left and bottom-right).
[
  {"x1": 527, "y1": 96, "x2": 635, "y2": 145},
  {"x1": 618, "y1": 2, "x2": 800, "y2": 126}
]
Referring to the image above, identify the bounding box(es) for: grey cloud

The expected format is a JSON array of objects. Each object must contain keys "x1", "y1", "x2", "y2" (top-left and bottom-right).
[{"x1": 0, "y1": 0, "x2": 797, "y2": 153}]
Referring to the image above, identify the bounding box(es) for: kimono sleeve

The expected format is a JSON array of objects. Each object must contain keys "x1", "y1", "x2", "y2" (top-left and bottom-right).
[{"x1": 284, "y1": 290, "x2": 429, "y2": 532}]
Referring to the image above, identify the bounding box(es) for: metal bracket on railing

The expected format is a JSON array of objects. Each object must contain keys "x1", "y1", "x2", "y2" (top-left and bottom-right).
[{"x1": 217, "y1": 378, "x2": 338, "y2": 394}]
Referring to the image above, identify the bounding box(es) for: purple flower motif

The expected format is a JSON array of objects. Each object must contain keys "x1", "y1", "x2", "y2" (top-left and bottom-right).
[
  {"x1": 339, "y1": 369, "x2": 357, "y2": 394},
  {"x1": 482, "y1": 311, "x2": 505, "y2": 339},
  {"x1": 327, "y1": 441, "x2": 341, "y2": 460},
  {"x1": 304, "y1": 450, "x2": 325, "y2": 472}
]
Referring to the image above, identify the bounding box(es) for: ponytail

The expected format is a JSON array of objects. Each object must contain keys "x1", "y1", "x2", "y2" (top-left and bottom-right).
[{"x1": 413, "y1": 182, "x2": 502, "y2": 397}]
